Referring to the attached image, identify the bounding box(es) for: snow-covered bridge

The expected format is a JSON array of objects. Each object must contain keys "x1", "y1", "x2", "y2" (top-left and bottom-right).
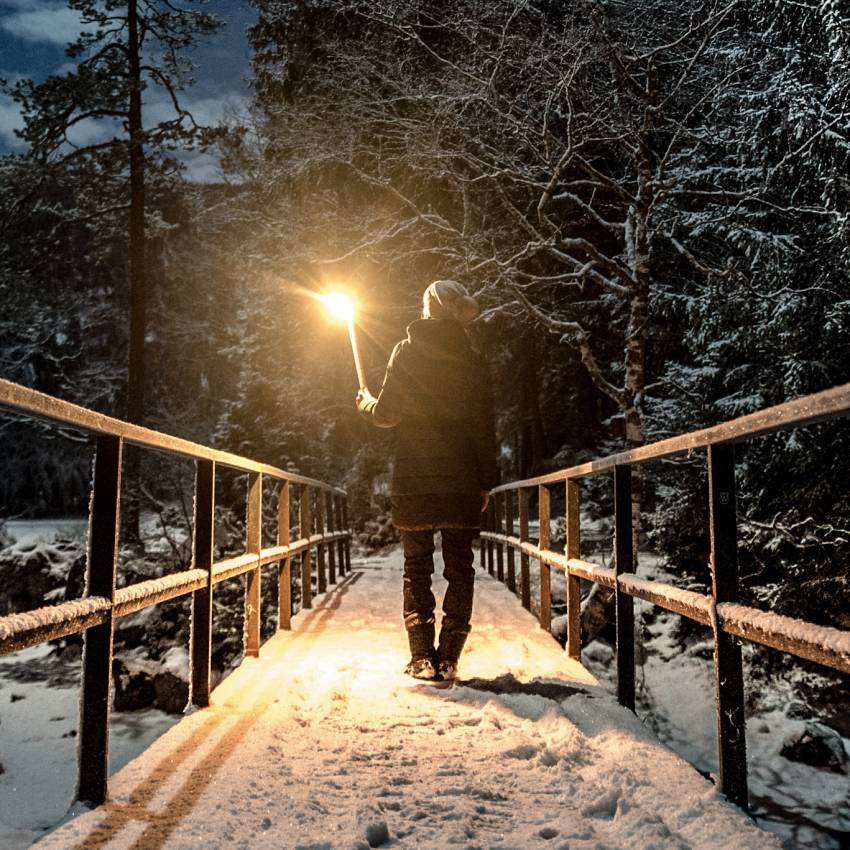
[
  {"x1": 1, "y1": 378, "x2": 849, "y2": 850},
  {"x1": 33, "y1": 553, "x2": 778, "y2": 850}
]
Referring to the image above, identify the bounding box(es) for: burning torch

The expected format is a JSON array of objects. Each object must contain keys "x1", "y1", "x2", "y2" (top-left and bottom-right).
[{"x1": 321, "y1": 293, "x2": 368, "y2": 392}]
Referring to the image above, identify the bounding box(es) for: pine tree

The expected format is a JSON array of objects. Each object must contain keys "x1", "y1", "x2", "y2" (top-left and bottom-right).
[{"x1": 4, "y1": 0, "x2": 222, "y2": 538}]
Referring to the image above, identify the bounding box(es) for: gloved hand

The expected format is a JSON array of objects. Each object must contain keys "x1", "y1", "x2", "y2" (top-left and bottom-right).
[{"x1": 356, "y1": 388, "x2": 378, "y2": 414}]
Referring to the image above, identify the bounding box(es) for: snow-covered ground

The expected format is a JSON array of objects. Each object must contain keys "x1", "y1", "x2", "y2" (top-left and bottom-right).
[
  {"x1": 542, "y1": 546, "x2": 850, "y2": 850},
  {"x1": 0, "y1": 517, "x2": 181, "y2": 849},
  {"x1": 34, "y1": 549, "x2": 779, "y2": 850},
  {"x1": 2, "y1": 520, "x2": 88, "y2": 546},
  {"x1": 0, "y1": 645, "x2": 179, "y2": 849}
]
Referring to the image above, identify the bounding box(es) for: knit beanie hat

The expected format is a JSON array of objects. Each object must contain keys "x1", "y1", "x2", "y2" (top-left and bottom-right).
[{"x1": 422, "y1": 279, "x2": 480, "y2": 324}]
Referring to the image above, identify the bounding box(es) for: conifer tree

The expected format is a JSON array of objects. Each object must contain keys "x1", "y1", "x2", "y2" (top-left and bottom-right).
[{"x1": 4, "y1": 0, "x2": 222, "y2": 538}]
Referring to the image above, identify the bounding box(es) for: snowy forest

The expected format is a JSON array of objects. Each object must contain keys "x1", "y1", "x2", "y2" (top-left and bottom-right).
[{"x1": 0, "y1": 1, "x2": 849, "y2": 848}]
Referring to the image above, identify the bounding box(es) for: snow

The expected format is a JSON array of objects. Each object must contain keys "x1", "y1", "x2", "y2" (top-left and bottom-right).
[
  {"x1": 717, "y1": 602, "x2": 850, "y2": 664},
  {"x1": 159, "y1": 646, "x2": 190, "y2": 679},
  {"x1": 576, "y1": 554, "x2": 850, "y2": 850},
  {"x1": 113, "y1": 568, "x2": 207, "y2": 613},
  {"x1": 0, "y1": 644, "x2": 179, "y2": 849},
  {"x1": 33, "y1": 548, "x2": 780, "y2": 850},
  {"x1": 0, "y1": 596, "x2": 111, "y2": 645},
  {"x1": 3, "y1": 520, "x2": 88, "y2": 548}
]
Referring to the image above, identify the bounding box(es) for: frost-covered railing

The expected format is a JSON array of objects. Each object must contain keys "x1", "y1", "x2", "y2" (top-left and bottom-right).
[
  {"x1": 481, "y1": 382, "x2": 850, "y2": 812},
  {"x1": 0, "y1": 378, "x2": 351, "y2": 805}
]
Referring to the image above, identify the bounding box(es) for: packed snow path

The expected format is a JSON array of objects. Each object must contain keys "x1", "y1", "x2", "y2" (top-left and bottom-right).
[{"x1": 36, "y1": 550, "x2": 780, "y2": 850}]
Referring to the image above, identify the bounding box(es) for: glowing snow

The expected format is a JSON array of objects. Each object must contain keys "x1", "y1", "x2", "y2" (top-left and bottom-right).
[{"x1": 34, "y1": 550, "x2": 780, "y2": 850}]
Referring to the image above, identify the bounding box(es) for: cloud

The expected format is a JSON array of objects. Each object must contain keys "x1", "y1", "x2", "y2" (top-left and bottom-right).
[
  {"x1": 145, "y1": 92, "x2": 248, "y2": 129},
  {"x1": 181, "y1": 150, "x2": 223, "y2": 184},
  {"x1": 0, "y1": 1, "x2": 86, "y2": 46},
  {"x1": 0, "y1": 65, "x2": 245, "y2": 172},
  {"x1": 0, "y1": 92, "x2": 24, "y2": 149}
]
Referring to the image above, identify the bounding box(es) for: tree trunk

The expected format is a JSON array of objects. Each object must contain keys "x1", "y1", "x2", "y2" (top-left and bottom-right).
[
  {"x1": 124, "y1": 0, "x2": 146, "y2": 543},
  {"x1": 519, "y1": 333, "x2": 548, "y2": 479},
  {"x1": 581, "y1": 64, "x2": 656, "y2": 645},
  {"x1": 622, "y1": 61, "x2": 656, "y2": 558}
]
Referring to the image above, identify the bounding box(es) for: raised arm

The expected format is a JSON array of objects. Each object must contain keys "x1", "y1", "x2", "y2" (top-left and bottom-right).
[{"x1": 356, "y1": 341, "x2": 408, "y2": 428}]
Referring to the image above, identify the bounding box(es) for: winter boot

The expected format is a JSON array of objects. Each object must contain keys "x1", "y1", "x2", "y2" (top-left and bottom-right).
[
  {"x1": 404, "y1": 657, "x2": 439, "y2": 680},
  {"x1": 436, "y1": 659, "x2": 457, "y2": 683},
  {"x1": 437, "y1": 627, "x2": 468, "y2": 673},
  {"x1": 404, "y1": 621, "x2": 438, "y2": 679},
  {"x1": 407, "y1": 621, "x2": 436, "y2": 661}
]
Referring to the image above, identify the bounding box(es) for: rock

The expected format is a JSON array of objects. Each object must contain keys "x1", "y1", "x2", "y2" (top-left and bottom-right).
[
  {"x1": 112, "y1": 658, "x2": 156, "y2": 711},
  {"x1": 581, "y1": 583, "x2": 616, "y2": 646},
  {"x1": 785, "y1": 701, "x2": 810, "y2": 721},
  {"x1": 781, "y1": 722, "x2": 849, "y2": 774},
  {"x1": 114, "y1": 607, "x2": 161, "y2": 647},
  {"x1": 154, "y1": 670, "x2": 189, "y2": 714},
  {"x1": 58, "y1": 642, "x2": 83, "y2": 663},
  {"x1": 364, "y1": 821, "x2": 390, "y2": 847},
  {"x1": 0, "y1": 549, "x2": 52, "y2": 612},
  {"x1": 0, "y1": 537, "x2": 82, "y2": 613},
  {"x1": 64, "y1": 554, "x2": 87, "y2": 601}
]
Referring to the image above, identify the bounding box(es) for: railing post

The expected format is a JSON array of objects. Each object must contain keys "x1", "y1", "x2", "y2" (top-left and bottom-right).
[
  {"x1": 518, "y1": 489, "x2": 531, "y2": 610},
  {"x1": 538, "y1": 484, "x2": 551, "y2": 631},
  {"x1": 334, "y1": 495, "x2": 346, "y2": 578},
  {"x1": 326, "y1": 491, "x2": 337, "y2": 585},
  {"x1": 77, "y1": 434, "x2": 121, "y2": 805},
  {"x1": 565, "y1": 478, "x2": 582, "y2": 660},
  {"x1": 495, "y1": 492, "x2": 505, "y2": 582},
  {"x1": 486, "y1": 499, "x2": 494, "y2": 576},
  {"x1": 316, "y1": 489, "x2": 327, "y2": 594},
  {"x1": 614, "y1": 465, "x2": 635, "y2": 711},
  {"x1": 505, "y1": 490, "x2": 516, "y2": 593},
  {"x1": 342, "y1": 497, "x2": 351, "y2": 574},
  {"x1": 245, "y1": 472, "x2": 262, "y2": 658},
  {"x1": 300, "y1": 485, "x2": 313, "y2": 609},
  {"x1": 190, "y1": 459, "x2": 215, "y2": 707},
  {"x1": 278, "y1": 481, "x2": 291, "y2": 631},
  {"x1": 479, "y1": 507, "x2": 487, "y2": 572},
  {"x1": 709, "y1": 443, "x2": 748, "y2": 810}
]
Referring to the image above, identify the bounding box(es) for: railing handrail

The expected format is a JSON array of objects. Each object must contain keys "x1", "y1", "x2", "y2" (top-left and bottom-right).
[
  {"x1": 0, "y1": 377, "x2": 345, "y2": 495},
  {"x1": 0, "y1": 377, "x2": 352, "y2": 806},
  {"x1": 481, "y1": 381, "x2": 850, "y2": 813},
  {"x1": 490, "y1": 381, "x2": 850, "y2": 492}
]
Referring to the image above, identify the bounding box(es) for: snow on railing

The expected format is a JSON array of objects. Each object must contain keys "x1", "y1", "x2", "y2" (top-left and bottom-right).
[
  {"x1": 481, "y1": 381, "x2": 850, "y2": 813},
  {"x1": 0, "y1": 378, "x2": 352, "y2": 805}
]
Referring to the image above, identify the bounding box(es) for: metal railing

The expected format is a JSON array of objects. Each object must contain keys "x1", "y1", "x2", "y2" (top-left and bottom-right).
[
  {"x1": 0, "y1": 378, "x2": 352, "y2": 805},
  {"x1": 481, "y1": 382, "x2": 850, "y2": 811}
]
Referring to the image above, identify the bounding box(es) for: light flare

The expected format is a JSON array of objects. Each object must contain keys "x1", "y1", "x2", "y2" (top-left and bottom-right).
[
  {"x1": 321, "y1": 292, "x2": 356, "y2": 322},
  {"x1": 318, "y1": 290, "x2": 368, "y2": 392}
]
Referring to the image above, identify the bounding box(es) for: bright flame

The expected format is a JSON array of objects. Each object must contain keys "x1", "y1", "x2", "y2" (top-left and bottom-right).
[{"x1": 321, "y1": 292, "x2": 355, "y2": 322}]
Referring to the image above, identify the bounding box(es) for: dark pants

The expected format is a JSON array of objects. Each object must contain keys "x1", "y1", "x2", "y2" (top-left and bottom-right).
[{"x1": 401, "y1": 527, "x2": 477, "y2": 662}]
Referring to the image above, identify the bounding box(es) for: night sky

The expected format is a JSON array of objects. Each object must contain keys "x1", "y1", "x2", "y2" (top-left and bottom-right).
[{"x1": 0, "y1": 0, "x2": 257, "y2": 178}]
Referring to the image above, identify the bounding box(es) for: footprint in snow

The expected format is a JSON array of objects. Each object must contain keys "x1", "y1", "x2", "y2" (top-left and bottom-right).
[
  {"x1": 437, "y1": 785, "x2": 508, "y2": 803},
  {"x1": 538, "y1": 748, "x2": 559, "y2": 767},
  {"x1": 503, "y1": 743, "x2": 539, "y2": 760},
  {"x1": 582, "y1": 788, "x2": 620, "y2": 820}
]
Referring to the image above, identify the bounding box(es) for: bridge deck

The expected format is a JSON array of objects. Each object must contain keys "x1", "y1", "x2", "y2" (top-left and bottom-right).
[{"x1": 36, "y1": 550, "x2": 779, "y2": 850}]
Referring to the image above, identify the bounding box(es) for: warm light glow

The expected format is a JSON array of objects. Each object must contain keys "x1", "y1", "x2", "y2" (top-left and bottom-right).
[{"x1": 321, "y1": 292, "x2": 355, "y2": 322}]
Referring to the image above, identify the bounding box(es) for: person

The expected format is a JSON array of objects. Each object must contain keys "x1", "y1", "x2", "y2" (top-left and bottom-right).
[{"x1": 356, "y1": 280, "x2": 497, "y2": 682}]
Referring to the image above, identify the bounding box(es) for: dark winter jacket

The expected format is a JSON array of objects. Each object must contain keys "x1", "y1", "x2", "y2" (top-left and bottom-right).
[{"x1": 363, "y1": 318, "x2": 497, "y2": 530}]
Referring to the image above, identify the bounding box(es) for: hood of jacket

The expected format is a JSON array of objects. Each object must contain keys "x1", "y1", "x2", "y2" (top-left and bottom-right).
[{"x1": 404, "y1": 318, "x2": 473, "y2": 364}]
